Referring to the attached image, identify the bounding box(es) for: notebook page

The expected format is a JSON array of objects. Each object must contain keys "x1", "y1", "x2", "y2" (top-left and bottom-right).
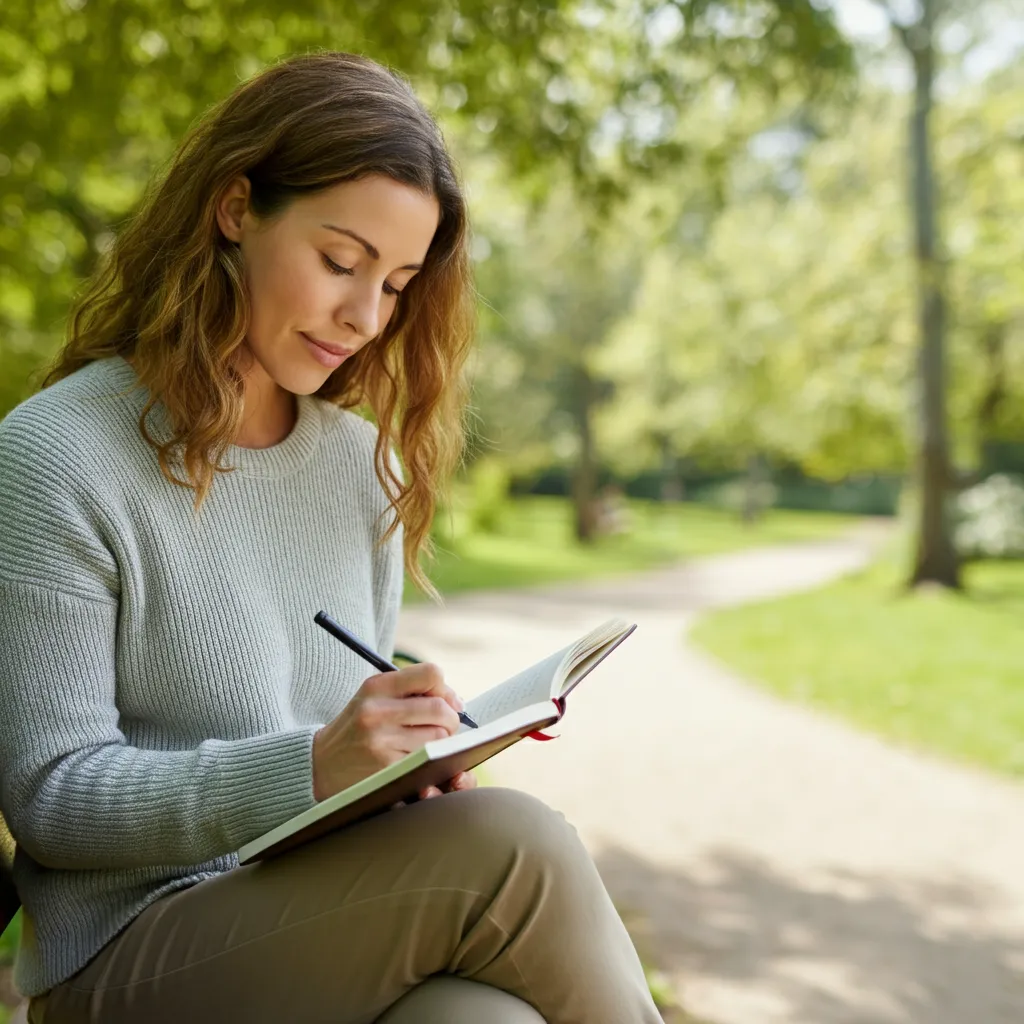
[
  {"x1": 551, "y1": 618, "x2": 633, "y2": 694},
  {"x1": 464, "y1": 644, "x2": 574, "y2": 726},
  {"x1": 558, "y1": 640, "x2": 618, "y2": 696}
]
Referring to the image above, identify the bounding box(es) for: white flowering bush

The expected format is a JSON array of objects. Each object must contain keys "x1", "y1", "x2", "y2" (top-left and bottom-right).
[{"x1": 955, "y1": 474, "x2": 1024, "y2": 560}]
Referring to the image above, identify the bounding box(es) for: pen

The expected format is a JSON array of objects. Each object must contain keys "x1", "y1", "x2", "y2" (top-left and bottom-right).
[{"x1": 313, "y1": 610, "x2": 479, "y2": 729}]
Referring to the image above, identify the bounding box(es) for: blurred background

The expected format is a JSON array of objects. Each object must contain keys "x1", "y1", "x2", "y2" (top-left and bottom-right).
[{"x1": 1, "y1": 0, "x2": 1022, "y2": 1020}]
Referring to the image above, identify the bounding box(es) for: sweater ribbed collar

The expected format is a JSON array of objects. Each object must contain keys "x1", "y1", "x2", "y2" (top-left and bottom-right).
[{"x1": 108, "y1": 355, "x2": 324, "y2": 480}]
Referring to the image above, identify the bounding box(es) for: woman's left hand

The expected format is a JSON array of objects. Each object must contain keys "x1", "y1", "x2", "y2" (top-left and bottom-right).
[
  {"x1": 419, "y1": 770, "x2": 477, "y2": 800},
  {"x1": 391, "y1": 771, "x2": 478, "y2": 809}
]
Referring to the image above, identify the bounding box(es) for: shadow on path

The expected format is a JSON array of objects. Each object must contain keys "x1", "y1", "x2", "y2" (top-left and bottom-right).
[{"x1": 598, "y1": 844, "x2": 1024, "y2": 1024}]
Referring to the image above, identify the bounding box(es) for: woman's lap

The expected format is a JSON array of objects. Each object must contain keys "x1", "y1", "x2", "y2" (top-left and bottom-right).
[{"x1": 32, "y1": 787, "x2": 659, "y2": 1024}]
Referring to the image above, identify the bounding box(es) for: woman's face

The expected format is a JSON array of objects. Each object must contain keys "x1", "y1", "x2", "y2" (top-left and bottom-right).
[{"x1": 216, "y1": 173, "x2": 440, "y2": 394}]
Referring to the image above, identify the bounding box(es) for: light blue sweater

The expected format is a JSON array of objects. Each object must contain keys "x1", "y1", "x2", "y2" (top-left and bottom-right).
[{"x1": 0, "y1": 355, "x2": 405, "y2": 997}]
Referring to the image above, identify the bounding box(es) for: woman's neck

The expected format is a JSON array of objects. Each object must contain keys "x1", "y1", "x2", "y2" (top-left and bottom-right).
[
  {"x1": 122, "y1": 347, "x2": 298, "y2": 450},
  {"x1": 232, "y1": 347, "x2": 298, "y2": 450},
  {"x1": 232, "y1": 396, "x2": 297, "y2": 449}
]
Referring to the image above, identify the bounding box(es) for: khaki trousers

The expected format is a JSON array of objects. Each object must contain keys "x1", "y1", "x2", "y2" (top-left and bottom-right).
[{"x1": 29, "y1": 788, "x2": 661, "y2": 1023}]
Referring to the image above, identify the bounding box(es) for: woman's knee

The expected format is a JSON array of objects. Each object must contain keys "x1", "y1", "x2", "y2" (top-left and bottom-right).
[
  {"x1": 445, "y1": 786, "x2": 570, "y2": 836},
  {"x1": 375, "y1": 975, "x2": 546, "y2": 1024},
  {"x1": 445, "y1": 787, "x2": 593, "y2": 879}
]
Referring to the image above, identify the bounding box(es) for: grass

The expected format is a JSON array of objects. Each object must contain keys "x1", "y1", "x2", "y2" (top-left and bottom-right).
[
  {"x1": 691, "y1": 555, "x2": 1024, "y2": 778},
  {"x1": 0, "y1": 909, "x2": 20, "y2": 1018},
  {"x1": 406, "y1": 495, "x2": 864, "y2": 601},
  {"x1": 0, "y1": 914, "x2": 16, "y2": 965}
]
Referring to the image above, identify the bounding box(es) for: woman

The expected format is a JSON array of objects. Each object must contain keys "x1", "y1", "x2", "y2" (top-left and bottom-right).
[{"x1": 0, "y1": 52, "x2": 661, "y2": 1023}]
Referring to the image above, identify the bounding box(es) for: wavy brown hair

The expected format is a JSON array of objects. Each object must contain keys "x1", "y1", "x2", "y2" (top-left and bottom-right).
[{"x1": 39, "y1": 50, "x2": 475, "y2": 601}]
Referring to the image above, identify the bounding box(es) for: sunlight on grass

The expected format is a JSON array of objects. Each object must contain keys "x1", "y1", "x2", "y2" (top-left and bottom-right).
[
  {"x1": 691, "y1": 558, "x2": 1024, "y2": 778},
  {"x1": 407, "y1": 496, "x2": 864, "y2": 601}
]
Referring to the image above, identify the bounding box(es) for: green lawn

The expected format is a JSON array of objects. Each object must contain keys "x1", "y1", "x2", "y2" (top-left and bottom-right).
[
  {"x1": 0, "y1": 913, "x2": 15, "y2": 962},
  {"x1": 691, "y1": 557, "x2": 1024, "y2": 778},
  {"x1": 406, "y1": 496, "x2": 864, "y2": 601},
  {"x1": 0, "y1": 908, "x2": 19, "y2": 1018}
]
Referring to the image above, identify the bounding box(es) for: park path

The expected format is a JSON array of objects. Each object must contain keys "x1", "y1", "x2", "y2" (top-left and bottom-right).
[{"x1": 396, "y1": 521, "x2": 1024, "y2": 1024}]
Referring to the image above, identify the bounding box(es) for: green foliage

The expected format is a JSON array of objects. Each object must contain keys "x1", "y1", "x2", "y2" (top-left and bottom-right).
[
  {"x1": 692, "y1": 556, "x2": 1024, "y2": 778},
  {"x1": 577, "y1": 64, "x2": 1024, "y2": 490},
  {"x1": 595, "y1": 87, "x2": 916, "y2": 479},
  {"x1": 0, "y1": 0, "x2": 851, "y2": 416},
  {"x1": 465, "y1": 456, "x2": 511, "y2": 535},
  {"x1": 750, "y1": 475, "x2": 902, "y2": 517}
]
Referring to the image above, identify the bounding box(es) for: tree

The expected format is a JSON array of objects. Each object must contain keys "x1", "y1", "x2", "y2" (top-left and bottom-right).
[
  {"x1": 942, "y1": 64, "x2": 1024, "y2": 473},
  {"x1": 593, "y1": 86, "x2": 914, "y2": 487},
  {"x1": 869, "y1": 0, "x2": 975, "y2": 587},
  {"x1": 0, "y1": 0, "x2": 852, "y2": 413},
  {"x1": 469, "y1": 180, "x2": 647, "y2": 541},
  {"x1": 591, "y1": 67, "x2": 1024, "y2": 508}
]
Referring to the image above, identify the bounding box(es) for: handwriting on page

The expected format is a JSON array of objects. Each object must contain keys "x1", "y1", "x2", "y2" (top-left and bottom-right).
[{"x1": 464, "y1": 648, "x2": 569, "y2": 726}]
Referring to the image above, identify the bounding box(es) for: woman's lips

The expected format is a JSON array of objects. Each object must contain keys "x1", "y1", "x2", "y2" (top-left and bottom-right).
[{"x1": 301, "y1": 331, "x2": 354, "y2": 368}]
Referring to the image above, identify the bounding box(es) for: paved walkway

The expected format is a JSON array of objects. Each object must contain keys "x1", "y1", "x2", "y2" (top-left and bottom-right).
[{"x1": 396, "y1": 522, "x2": 1024, "y2": 1024}]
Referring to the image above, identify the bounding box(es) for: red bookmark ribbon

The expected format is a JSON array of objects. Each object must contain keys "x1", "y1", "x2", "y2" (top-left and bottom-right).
[{"x1": 526, "y1": 696, "x2": 566, "y2": 742}]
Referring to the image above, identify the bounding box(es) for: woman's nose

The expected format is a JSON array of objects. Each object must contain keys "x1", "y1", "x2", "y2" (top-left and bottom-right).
[{"x1": 337, "y1": 280, "x2": 382, "y2": 341}]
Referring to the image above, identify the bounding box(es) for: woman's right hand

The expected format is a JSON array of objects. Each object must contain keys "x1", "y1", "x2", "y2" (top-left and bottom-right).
[{"x1": 311, "y1": 663, "x2": 464, "y2": 802}]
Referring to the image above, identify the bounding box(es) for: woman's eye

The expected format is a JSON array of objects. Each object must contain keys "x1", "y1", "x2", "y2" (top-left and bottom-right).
[
  {"x1": 322, "y1": 254, "x2": 402, "y2": 297},
  {"x1": 321, "y1": 254, "x2": 353, "y2": 276}
]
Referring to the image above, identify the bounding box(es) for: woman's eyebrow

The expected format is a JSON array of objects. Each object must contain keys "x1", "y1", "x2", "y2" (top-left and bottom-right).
[{"x1": 320, "y1": 223, "x2": 423, "y2": 271}]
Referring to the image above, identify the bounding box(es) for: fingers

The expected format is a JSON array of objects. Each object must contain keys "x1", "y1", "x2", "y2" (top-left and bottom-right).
[
  {"x1": 364, "y1": 663, "x2": 464, "y2": 715},
  {"x1": 443, "y1": 771, "x2": 478, "y2": 792},
  {"x1": 394, "y1": 724, "x2": 460, "y2": 751},
  {"x1": 359, "y1": 696, "x2": 460, "y2": 740},
  {"x1": 437, "y1": 771, "x2": 478, "y2": 794},
  {"x1": 387, "y1": 696, "x2": 462, "y2": 732},
  {"x1": 394, "y1": 774, "x2": 475, "y2": 809}
]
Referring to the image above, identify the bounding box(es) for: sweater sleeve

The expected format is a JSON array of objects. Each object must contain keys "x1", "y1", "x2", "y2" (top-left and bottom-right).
[{"x1": 0, "y1": 414, "x2": 319, "y2": 871}]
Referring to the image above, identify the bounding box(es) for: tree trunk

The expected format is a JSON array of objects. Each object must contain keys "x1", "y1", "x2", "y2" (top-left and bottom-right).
[
  {"x1": 904, "y1": 1, "x2": 961, "y2": 589},
  {"x1": 570, "y1": 367, "x2": 599, "y2": 543}
]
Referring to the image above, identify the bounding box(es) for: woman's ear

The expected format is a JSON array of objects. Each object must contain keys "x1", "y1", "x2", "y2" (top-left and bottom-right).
[{"x1": 215, "y1": 175, "x2": 252, "y2": 244}]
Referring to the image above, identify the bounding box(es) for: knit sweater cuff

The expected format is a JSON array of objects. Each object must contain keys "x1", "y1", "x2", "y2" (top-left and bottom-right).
[{"x1": 212, "y1": 725, "x2": 320, "y2": 854}]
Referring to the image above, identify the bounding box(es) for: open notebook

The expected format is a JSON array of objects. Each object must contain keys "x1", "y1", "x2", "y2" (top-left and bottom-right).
[{"x1": 237, "y1": 617, "x2": 636, "y2": 864}]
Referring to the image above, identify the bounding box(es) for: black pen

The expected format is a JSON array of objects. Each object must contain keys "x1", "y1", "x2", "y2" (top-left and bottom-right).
[{"x1": 314, "y1": 610, "x2": 479, "y2": 729}]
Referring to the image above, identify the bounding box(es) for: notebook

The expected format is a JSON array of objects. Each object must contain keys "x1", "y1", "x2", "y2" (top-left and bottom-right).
[{"x1": 237, "y1": 617, "x2": 637, "y2": 864}]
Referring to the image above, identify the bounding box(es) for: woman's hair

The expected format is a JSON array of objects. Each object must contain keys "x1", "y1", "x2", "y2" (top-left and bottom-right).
[{"x1": 40, "y1": 50, "x2": 475, "y2": 601}]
